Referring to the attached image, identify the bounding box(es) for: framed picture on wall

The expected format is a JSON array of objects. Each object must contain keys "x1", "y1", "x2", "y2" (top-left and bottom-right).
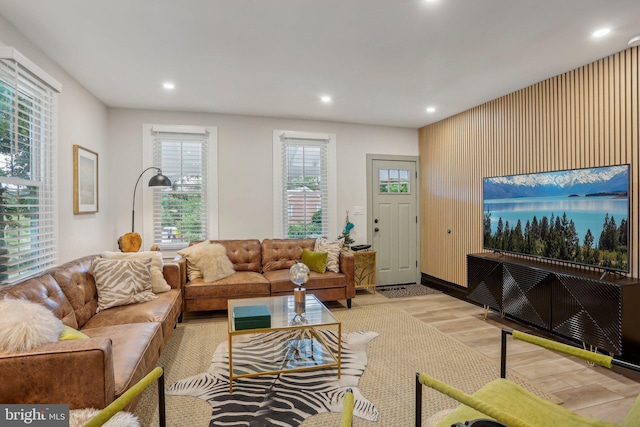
[{"x1": 73, "y1": 145, "x2": 99, "y2": 214}]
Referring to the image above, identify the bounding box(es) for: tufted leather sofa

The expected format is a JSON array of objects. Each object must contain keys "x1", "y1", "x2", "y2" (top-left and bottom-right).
[
  {"x1": 181, "y1": 238, "x2": 355, "y2": 313},
  {"x1": 0, "y1": 255, "x2": 183, "y2": 410}
]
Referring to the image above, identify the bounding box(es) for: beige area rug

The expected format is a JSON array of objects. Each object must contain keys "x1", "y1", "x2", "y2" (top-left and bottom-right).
[{"x1": 134, "y1": 303, "x2": 554, "y2": 426}]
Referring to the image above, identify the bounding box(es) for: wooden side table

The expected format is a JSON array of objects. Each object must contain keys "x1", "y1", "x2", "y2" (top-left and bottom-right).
[{"x1": 352, "y1": 251, "x2": 376, "y2": 293}]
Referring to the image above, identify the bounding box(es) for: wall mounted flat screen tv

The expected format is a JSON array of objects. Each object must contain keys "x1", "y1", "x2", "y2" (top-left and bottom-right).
[{"x1": 483, "y1": 164, "x2": 630, "y2": 273}]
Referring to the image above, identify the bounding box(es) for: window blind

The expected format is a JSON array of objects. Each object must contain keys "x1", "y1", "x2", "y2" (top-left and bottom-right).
[
  {"x1": 151, "y1": 129, "x2": 208, "y2": 249},
  {"x1": 281, "y1": 135, "x2": 329, "y2": 238},
  {"x1": 0, "y1": 50, "x2": 59, "y2": 286}
]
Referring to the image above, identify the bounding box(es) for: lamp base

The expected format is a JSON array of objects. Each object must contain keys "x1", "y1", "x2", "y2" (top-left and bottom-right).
[
  {"x1": 118, "y1": 232, "x2": 142, "y2": 252},
  {"x1": 294, "y1": 287, "x2": 306, "y2": 314}
]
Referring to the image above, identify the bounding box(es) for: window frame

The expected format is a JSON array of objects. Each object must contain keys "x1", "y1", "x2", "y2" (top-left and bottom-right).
[
  {"x1": 272, "y1": 130, "x2": 337, "y2": 239},
  {"x1": 142, "y1": 124, "x2": 218, "y2": 254},
  {"x1": 0, "y1": 47, "x2": 60, "y2": 286}
]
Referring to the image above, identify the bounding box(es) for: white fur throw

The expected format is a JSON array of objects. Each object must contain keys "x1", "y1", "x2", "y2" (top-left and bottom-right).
[
  {"x1": 69, "y1": 408, "x2": 140, "y2": 427},
  {"x1": 0, "y1": 298, "x2": 64, "y2": 352},
  {"x1": 178, "y1": 241, "x2": 235, "y2": 282},
  {"x1": 101, "y1": 251, "x2": 171, "y2": 293},
  {"x1": 199, "y1": 243, "x2": 236, "y2": 282},
  {"x1": 176, "y1": 240, "x2": 210, "y2": 281}
]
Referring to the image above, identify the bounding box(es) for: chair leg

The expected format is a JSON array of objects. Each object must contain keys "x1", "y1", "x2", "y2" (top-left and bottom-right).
[
  {"x1": 347, "y1": 298, "x2": 352, "y2": 309},
  {"x1": 158, "y1": 369, "x2": 166, "y2": 427},
  {"x1": 415, "y1": 373, "x2": 422, "y2": 427}
]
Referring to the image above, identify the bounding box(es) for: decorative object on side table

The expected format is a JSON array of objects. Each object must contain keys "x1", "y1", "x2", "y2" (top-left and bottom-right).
[
  {"x1": 289, "y1": 261, "x2": 310, "y2": 314},
  {"x1": 338, "y1": 210, "x2": 355, "y2": 249},
  {"x1": 118, "y1": 167, "x2": 172, "y2": 252},
  {"x1": 73, "y1": 145, "x2": 99, "y2": 214}
]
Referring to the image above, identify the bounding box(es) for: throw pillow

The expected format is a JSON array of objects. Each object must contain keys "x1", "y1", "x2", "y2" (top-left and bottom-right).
[
  {"x1": 176, "y1": 240, "x2": 211, "y2": 281},
  {"x1": 177, "y1": 241, "x2": 236, "y2": 282},
  {"x1": 101, "y1": 251, "x2": 171, "y2": 293},
  {"x1": 198, "y1": 243, "x2": 236, "y2": 282},
  {"x1": 0, "y1": 298, "x2": 64, "y2": 352},
  {"x1": 59, "y1": 325, "x2": 89, "y2": 341},
  {"x1": 314, "y1": 237, "x2": 344, "y2": 273},
  {"x1": 90, "y1": 258, "x2": 157, "y2": 312},
  {"x1": 301, "y1": 249, "x2": 328, "y2": 274}
]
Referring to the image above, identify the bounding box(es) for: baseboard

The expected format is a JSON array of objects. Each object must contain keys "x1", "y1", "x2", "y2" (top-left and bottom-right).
[{"x1": 421, "y1": 273, "x2": 470, "y2": 302}]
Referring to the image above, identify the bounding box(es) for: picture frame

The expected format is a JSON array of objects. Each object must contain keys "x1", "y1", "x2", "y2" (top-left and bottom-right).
[{"x1": 73, "y1": 145, "x2": 99, "y2": 214}]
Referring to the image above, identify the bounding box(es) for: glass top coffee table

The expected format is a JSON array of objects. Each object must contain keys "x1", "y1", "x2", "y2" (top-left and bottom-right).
[{"x1": 227, "y1": 294, "x2": 342, "y2": 392}]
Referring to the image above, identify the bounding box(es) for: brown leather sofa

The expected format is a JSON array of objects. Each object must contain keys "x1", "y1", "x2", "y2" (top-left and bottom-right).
[
  {"x1": 181, "y1": 238, "x2": 355, "y2": 313},
  {"x1": 0, "y1": 255, "x2": 183, "y2": 410}
]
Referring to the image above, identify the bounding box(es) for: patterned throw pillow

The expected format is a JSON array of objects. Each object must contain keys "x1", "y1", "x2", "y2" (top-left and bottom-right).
[
  {"x1": 314, "y1": 237, "x2": 344, "y2": 273},
  {"x1": 91, "y1": 258, "x2": 157, "y2": 312},
  {"x1": 101, "y1": 251, "x2": 171, "y2": 293}
]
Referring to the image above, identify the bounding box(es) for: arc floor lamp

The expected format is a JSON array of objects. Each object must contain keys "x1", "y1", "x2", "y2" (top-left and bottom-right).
[{"x1": 131, "y1": 167, "x2": 172, "y2": 232}]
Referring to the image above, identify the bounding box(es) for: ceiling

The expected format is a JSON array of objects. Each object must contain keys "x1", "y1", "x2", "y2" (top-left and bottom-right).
[{"x1": 1, "y1": 0, "x2": 639, "y2": 129}]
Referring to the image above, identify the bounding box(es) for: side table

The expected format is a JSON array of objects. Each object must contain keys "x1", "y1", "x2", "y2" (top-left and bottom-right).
[{"x1": 352, "y1": 251, "x2": 376, "y2": 293}]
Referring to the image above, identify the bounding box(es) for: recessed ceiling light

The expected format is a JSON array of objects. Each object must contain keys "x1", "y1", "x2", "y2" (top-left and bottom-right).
[
  {"x1": 629, "y1": 35, "x2": 640, "y2": 47},
  {"x1": 163, "y1": 82, "x2": 175, "y2": 90},
  {"x1": 592, "y1": 28, "x2": 611, "y2": 38},
  {"x1": 320, "y1": 95, "x2": 332, "y2": 103},
  {"x1": 426, "y1": 106, "x2": 436, "y2": 113}
]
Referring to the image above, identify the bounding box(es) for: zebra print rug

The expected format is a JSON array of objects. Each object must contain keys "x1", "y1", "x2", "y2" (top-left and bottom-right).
[{"x1": 167, "y1": 329, "x2": 379, "y2": 426}]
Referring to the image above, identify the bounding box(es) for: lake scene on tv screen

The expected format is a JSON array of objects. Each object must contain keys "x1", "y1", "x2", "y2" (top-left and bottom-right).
[{"x1": 483, "y1": 165, "x2": 629, "y2": 272}]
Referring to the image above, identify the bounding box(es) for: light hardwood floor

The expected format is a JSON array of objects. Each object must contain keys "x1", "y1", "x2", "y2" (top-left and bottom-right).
[{"x1": 350, "y1": 287, "x2": 640, "y2": 424}]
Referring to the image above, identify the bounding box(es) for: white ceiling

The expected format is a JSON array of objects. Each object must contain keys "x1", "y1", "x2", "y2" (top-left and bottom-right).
[{"x1": 1, "y1": 0, "x2": 639, "y2": 129}]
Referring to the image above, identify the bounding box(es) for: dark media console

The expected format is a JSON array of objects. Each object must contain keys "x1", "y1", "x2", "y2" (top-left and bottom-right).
[{"x1": 467, "y1": 252, "x2": 640, "y2": 363}]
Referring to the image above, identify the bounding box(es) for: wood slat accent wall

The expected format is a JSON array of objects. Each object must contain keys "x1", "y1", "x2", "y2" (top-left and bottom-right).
[{"x1": 419, "y1": 46, "x2": 639, "y2": 287}]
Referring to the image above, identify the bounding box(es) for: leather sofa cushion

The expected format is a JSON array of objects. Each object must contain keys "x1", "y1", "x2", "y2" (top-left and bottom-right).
[
  {"x1": 184, "y1": 272, "x2": 270, "y2": 299},
  {"x1": 53, "y1": 256, "x2": 100, "y2": 328},
  {"x1": 261, "y1": 238, "x2": 316, "y2": 272},
  {"x1": 208, "y1": 239, "x2": 262, "y2": 272},
  {"x1": 264, "y1": 269, "x2": 346, "y2": 293},
  {"x1": 0, "y1": 274, "x2": 78, "y2": 328},
  {"x1": 82, "y1": 323, "x2": 162, "y2": 397},
  {"x1": 83, "y1": 289, "x2": 182, "y2": 350}
]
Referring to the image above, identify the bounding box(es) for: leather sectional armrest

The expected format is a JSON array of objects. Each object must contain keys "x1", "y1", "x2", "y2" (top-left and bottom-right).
[
  {"x1": 0, "y1": 337, "x2": 115, "y2": 409},
  {"x1": 163, "y1": 260, "x2": 184, "y2": 289},
  {"x1": 339, "y1": 251, "x2": 356, "y2": 297}
]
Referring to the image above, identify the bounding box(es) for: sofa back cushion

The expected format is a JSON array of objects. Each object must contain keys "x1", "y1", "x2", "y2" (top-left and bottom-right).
[
  {"x1": 0, "y1": 274, "x2": 78, "y2": 328},
  {"x1": 210, "y1": 239, "x2": 262, "y2": 273},
  {"x1": 261, "y1": 238, "x2": 316, "y2": 272},
  {"x1": 52, "y1": 256, "x2": 100, "y2": 328}
]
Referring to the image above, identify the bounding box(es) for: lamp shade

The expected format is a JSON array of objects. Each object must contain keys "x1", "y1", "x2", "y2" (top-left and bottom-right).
[
  {"x1": 130, "y1": 167, "x2": 173, "y2": 233},
  {"x1": 148, "y1": 172, "x2": 172, "y2": 187}
]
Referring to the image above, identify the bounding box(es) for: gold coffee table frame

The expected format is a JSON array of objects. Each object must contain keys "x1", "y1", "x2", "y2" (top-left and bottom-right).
[{"x1": 227, "y1": 295, "x2": 342, "y2": 393}]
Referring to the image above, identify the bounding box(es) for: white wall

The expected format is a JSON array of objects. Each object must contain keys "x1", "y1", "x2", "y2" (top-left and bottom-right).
[
  {"x1": 108, "y1": 109, "x2": 418, "y2": 247},
  {"x1": 0, "y1": 15, "x2": 112, "y2": 263}
]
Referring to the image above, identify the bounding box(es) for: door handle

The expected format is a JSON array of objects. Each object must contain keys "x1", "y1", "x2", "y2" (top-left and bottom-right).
[{"x1": 374, "y1": 227, "x2": 379, "y2": 232}]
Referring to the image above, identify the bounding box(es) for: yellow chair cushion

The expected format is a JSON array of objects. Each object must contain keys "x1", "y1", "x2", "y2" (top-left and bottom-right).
[
  {"x1": 621, "y1": 393, "x2": 640, "y2": 427},
  {"x1": 434, "y1": 379, "x2": 619, "y2": 427}
]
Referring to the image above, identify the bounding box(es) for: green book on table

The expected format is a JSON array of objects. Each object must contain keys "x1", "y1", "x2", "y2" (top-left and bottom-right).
[{"x1": 233, "y1": 305, "x2": 271, "y2": 330}]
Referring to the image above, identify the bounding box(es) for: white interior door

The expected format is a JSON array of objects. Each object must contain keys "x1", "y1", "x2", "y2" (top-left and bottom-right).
[{"x1": 371, "y1": 159, "x2": 418, "y2": 285}]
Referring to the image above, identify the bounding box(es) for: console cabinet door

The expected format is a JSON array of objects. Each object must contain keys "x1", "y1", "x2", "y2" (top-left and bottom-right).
[
  {"x1": 467, "y1": 255, "x2": 503, "y2": 311},
  {"x1": 552, "y1": 274, "x2": 622, "y2": 355},
  {"x1": 502, "y1": 262, "x2": 553, "y2": 330}
]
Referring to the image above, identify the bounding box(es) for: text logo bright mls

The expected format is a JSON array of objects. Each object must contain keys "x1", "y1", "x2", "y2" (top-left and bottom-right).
[{"x1": 1, "y1": 405, "x2": 69, "y2": 426}]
